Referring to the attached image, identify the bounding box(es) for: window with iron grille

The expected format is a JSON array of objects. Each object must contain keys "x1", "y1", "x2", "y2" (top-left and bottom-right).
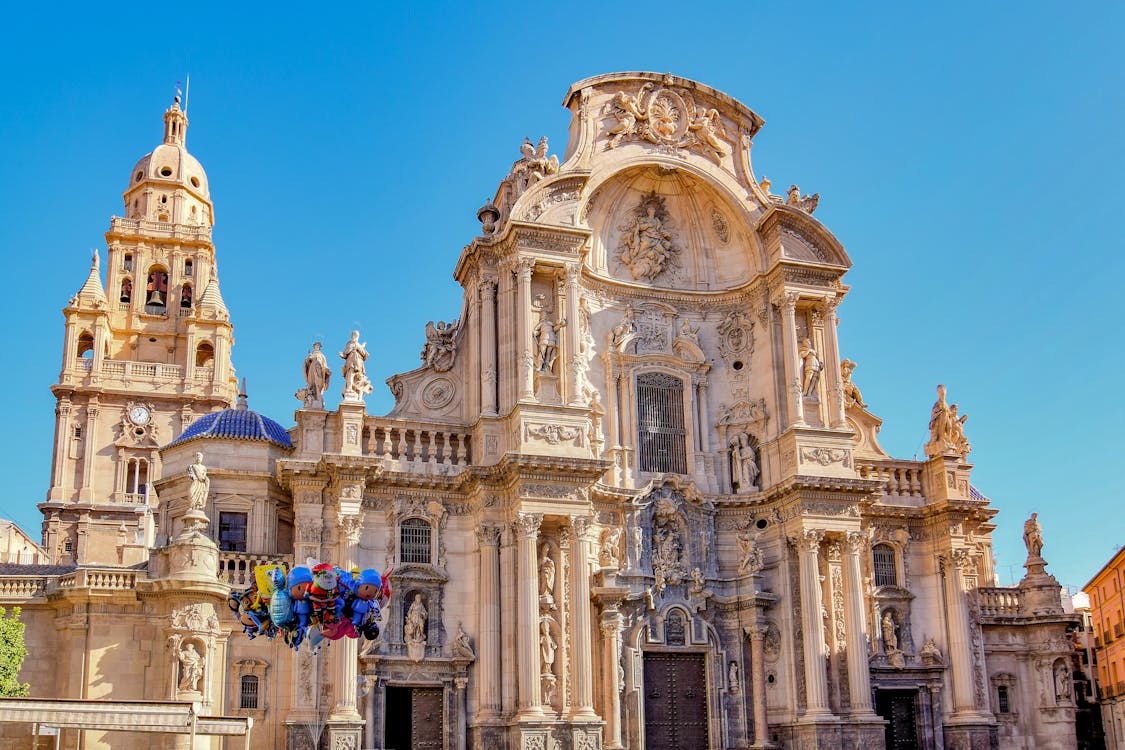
[
  {"x1": 239, "y1": 675, "x2": 259, "y2": 709},
  {"x1": 872, "y1": 543, "x2": 898, "y2": 587},
  {"x1": 219, "y1": 512, "x2": 248, "y2": 553},
  {"x1": 400, "y1": 518, "x2": 431, "y2": 564},
  {"x1": 997, "y1": 685, "x2": 1010, "y2": 714},
  {"x1": 636, "y1": 372, "x2": 687, "y2": 474}
]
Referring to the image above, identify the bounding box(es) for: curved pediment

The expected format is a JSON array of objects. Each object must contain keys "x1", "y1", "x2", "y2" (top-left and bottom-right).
[{"x1": 757, "y1": 205, "x2": 851, "y2": 268}]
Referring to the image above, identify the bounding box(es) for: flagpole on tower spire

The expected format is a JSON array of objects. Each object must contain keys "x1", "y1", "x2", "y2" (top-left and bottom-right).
[{"x1": 184, "y1": 74, "x2": 190, "y2": 114}]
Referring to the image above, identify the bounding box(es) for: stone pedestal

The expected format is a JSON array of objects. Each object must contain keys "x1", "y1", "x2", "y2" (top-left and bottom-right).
[{"x1": 324, "y1": 719, "x2": 363, "y2": 750}]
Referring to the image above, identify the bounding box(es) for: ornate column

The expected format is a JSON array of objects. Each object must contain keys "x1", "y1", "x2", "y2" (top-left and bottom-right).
[
  {"x1": 454, "y1": 676, "x2": 469, "y2": 750},
  {"x1": 480, "y1": 278, "x2": 498, "y2": 416},
  {"x1": 797, "y1": 529, "x2": 831, "y2": 717},
  {"x1": 331, "y1": 483, "x2": 364, "y2": 721},
  {"x1": 600, "y1": 605, "x2": 625, "y2": 749},
  {"x1": 475, "y1": 523, "x2": 502, "y2": 720},
  {"x1": 517, "y1": 259, "x2": 536, "y2": 401},
  {"x1": 78, "y1": 401, "x2": 99, "y2": 501},
  {"x1": 776, "y1": 292, "x2": 805, "y2": 426},
  {"x1": 569, "y1": 516, "x2": 598, "y2": 719},
  {"x1": 51, "y1": 397, "x2": 72, "y2": 493},
  {"x1": 500, "y1": 522, "x2": 518, "y2": 715},
  {"x1": 820, "y1": 296, "x2": 846, "y2": 428},
  {"x1": 843, "y1": 532, "x2": 876, "y2": 716},
  {"x1": 944, "y1": 548, "x2": 979, "y2": 715},
  {"x1": 697, "y1": 377, "x2": 711, "y2": 453},
  {"x1": 564, "y1": 263, "x2": 584, "y2": 406},
  {"x1": 516, "y1": 513, "x2": 544, "y2": 717},
  {"x1": 746, "y1": 624, "x2": 771, "y2": 748}
]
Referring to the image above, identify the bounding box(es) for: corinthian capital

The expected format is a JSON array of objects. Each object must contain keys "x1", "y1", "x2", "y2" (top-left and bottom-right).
[
  {"x1": 475, "y1": 523, "x2": 502, "y2": 547},
  {"x1": 845, "y1": 530, "x2": 868, "y2": 555},
  {"x1": 337, "y1": 512, "x2": 363, "y2": 545},
  {"x1": 798, "y1": 528, "x2": 825, "y2": 552},
  {"x1": 515, "y1": 512, "x2": 543, "y2": 539},
  {"x1": 517, "y1": 257, "x2": 536, "y2": 280}
]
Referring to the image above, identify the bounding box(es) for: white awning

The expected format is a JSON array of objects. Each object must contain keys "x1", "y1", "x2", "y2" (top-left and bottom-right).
[{"x1": 0, "y1": 698, "x2": 252, "y2": 739}]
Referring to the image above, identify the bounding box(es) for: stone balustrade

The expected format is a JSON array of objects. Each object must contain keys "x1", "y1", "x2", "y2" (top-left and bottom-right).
[
  {"x1": 0, "y1": 576, "x2": 52, "y2": 601},
  {"x1": 362, "y1": 418, "x2": 472, "y2": 472},
  {"x1": 855, "y1": 459, "x2": 924, "y2": 498},
  {"x1": 109, "y1": 216, "x2": 212, "y2": 242},
  {"x1": 218, "y1": 551, "x2": 292, "y2": 588},
  {"x1": 978, "y1": 586, "x2": 1023, "y2": 617},
  {"x1": 54, "y1": 568, "x2": 140, "y2": 592}
]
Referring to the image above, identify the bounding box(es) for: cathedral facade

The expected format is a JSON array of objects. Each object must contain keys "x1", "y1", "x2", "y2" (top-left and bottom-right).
[{"x1": 4, "y1": 72, "x2": 1080, "y2": 750}]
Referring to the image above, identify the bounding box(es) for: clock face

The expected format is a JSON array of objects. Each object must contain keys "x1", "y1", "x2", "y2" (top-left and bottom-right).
[{"x1": 129, "y1": 406, "x2": 151, "y2": 426}]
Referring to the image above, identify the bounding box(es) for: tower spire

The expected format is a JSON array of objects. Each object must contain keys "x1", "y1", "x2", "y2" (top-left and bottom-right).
[
  {"x1": 163, "y1": 91, "x2": 188, "y2": 146},
  {"x1": 71, "y1": 249, "x2": 107, "y2": 308}
]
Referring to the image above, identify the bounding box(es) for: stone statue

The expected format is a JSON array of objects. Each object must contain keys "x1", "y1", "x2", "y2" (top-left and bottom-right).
[
  {"x1": 611, "y1": 307, "x2": 636, "y2": 348},
  {"x1": 728, "y1": 660, "x2": 741, "y2": 694},
  {"x1": 296, "y1": 341, "x2": 330, "y2": 407},
  {"x1": 687, "y1": 107, "x2": 729, "y2": 160},
  {"x1": 187, "y1": 452, "x2": 209, "y2": 511},
  {"x1": 605, "y1": 89, "x2": 647, "y2": 148},
  {"x1": 339, "y1": 330, "x2": 373, "y2": 401},
  {"x1": 538, "y1": 548, "x2": 556, "y2": 603},
  {"x1": 540, "y1": 616, "x2": 557, "y2": 669},
  {"x1": 533, "y1": 310, "x2": 566, "y2": 373},
  {"x1": 926, "y1": 384, "x2": 971, "y2": 457},
  {"x1": 785, "y1": 184, "x2": 820, "y2": 214},
  {"x1": 841, "y1": 358, "x2": 867, "y2": 408},
  {"x1": 177, "y1": 642, "x2": 204, "y2": 692},
  {"x1": 1023, "y1": 512, "x2": 1045, "y2": 560},
  {"x1": 1055, "y1": 660, "x2": 1072, "y2": 701},
  {"x1": 677, "y1": 319, "x2": 699, "y2": 344},
  {"x1": 882, "y1": 610, "x2": 899, "y2": 653},
  {"x1": 600, "y1": 527, "x2": 623, "y2": 568},
  {"x1": 632, "y1": 525, "x2": 643, "y2": 567},
  {"x1": 618, "y1": 193, "x2": 677, "y2": 283},
  {"x1": 798, "y1": 338, "x2": 822, "y2": 396},
  {"x1": 730, "y1": 433, "x2": 759, "y2": 493},
  {"x1": 510, "y1": 136, "x2": 559, "y2": 194},
  {"x1": 451, "y1": 623, "x2": 474, "y2": 660},
  {"x1": 421, "y1": 320, "x2": 458, "y2": 372},
  {"x1": 404, "y1": 593, "x2": 428, "y2": 662},
  {"x1": 737, "y1": 526, "x2": 764, "y2": 576},
  {"x1": 920, "y1": 636, "x2": 943, "y2": 666}
]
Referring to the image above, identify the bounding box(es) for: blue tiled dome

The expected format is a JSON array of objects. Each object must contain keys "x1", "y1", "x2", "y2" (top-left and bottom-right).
[{"x1": 165, "y1": 406, "x2": 293, "y2": 450}]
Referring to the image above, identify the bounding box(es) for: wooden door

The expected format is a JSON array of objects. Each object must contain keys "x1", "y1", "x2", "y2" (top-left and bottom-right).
[
  {"x1": 875, "y1": 689, "x2": 919, "y2": 750},
  {"x1": 410, "y1": 688, "x2": 444, "y2": 749},
  {"x1": 643, "y1": 652, "x2": 709, "y2": 750}
]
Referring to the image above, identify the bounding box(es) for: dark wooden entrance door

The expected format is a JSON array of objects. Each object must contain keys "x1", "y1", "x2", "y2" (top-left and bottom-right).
[
  {"x1": 643, "y1": 652, "x2": 709, "y2": 750},
  {"x1": 384, "y1": 686, "x2": 444, "y2": 749},
  {"x1": 875, "y1": 689, "x2": 920, "y2": 750}
]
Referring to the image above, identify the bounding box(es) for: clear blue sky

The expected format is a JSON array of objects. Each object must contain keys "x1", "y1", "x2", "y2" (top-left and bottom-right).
[{"x1": 1, "y1": 3, "x2": 1121, "y2": 588}]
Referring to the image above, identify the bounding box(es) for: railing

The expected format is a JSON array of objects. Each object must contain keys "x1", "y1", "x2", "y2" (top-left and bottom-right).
[
  {"x1": 0, "y1": 576, "x2": 51, "y2": 600},
  {"x1": 361, "y1": 418, "x2": 472, "y2": 469},
  {"x1": 978, "y1": 586, "x2": 1023, "y2": 617},
  {"x1": 109, "y1": 216, "x2": 212, "y2": 242},
  {"x1": 78, "y1": 359, "x2": 185, "y2": 380},
  {"x1": 117, "y1": 302, "x2": 131, "y2": 312},
  {"x1": 54, "y1": 568, "x2": 139, "y2": 591},
  {"x1": 855, "y1": 459, "x2": 924, "y2": 498},
  {"x1": 218, "y1": 551, "x2": 292, "y2": 588},
  {"x1": 194, "y1": 367, "x2": 214, "y2": 382}
]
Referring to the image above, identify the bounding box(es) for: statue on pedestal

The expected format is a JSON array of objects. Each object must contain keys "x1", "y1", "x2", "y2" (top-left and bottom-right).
[
  {"x1": 187, "y1": 452, "x2": 209, "y2": 511},
  {"x1": 177, "y1": 642, "x2": 204, "y2": 692},
  {"x1": 1023, "y1": 512, "x2": 1045, "y2": 560},
  {"x1": 405, "y1": 593, "x2": 428, "y2": 662},
  {"x1": 296, "y1": 341, "x2": 330, "y2": 407},
  {"x1": 798, "y1": 338, "x2": 822, "y2": 396},
  {"x1": 339, "y1": 330, "x2": 373, "y2": 401}
]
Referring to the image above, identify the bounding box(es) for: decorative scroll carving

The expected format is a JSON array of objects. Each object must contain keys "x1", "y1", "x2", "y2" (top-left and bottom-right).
[
  {"x1": 421, "y1": 320, "x2": 459, "y2": 372},
  {"x1": 525, "y1": 423, "x2": 582, "y2": 445},
  {"x1": 603, "y1": 84, "x2": 729, "y2": 160},
  {"x1": 420, "y1": 377, "x2": 456, "y2": 409},
  {"x1": 799, "y1": 447, "x2": 851, "y2": 467},
  {"x1": 616, "y1": 192, "x2": 678, "y2": 283},
  {"x1": 170, "y1": 603, "x2": 220, "y2": 633}
]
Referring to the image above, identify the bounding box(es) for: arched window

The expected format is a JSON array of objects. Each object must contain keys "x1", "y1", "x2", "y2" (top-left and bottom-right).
[
  {"x1": 239, "y1": 675, "x2": 259, "y2": 709},
  {"x1": 119, "y1": 277, "x2": 133, "y2": 303},
  {"x1": 77, "y1": 332, "x2": 95, "y2": 359},
  {"x1": 195, "y1": 342, "x2": 214, "y2": 368},
  {"x1": 180, "y1": 284, "x2": 193, "y2": 309},
  {"x1": 400, "y1": 518, "x2": 431, "y2": 564},
  {"x1": 145, "y1": 267, "x2": 168, "y2": 313},
  {"x1": 184, "y1": 258, "x2": 194, "y2": 277},
  {"x1": 872, "y1": 543, "x2": 898, "y2": 587},
  {"x1": 123, "y1": 253, "x2": 133, "y2": 272},
  {"x1": 636, "y1": 372, "x2": 687, "y2": 474}
]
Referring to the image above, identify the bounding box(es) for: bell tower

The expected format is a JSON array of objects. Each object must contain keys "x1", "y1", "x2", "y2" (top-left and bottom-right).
[{"x1": 39, "y1": 94, "x2": 237, "y2": 566}]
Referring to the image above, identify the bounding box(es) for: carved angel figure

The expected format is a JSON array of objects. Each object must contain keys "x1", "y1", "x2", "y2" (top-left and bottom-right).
[
  {"x1": 840, "y1": 358, "x2": 867, "y2": 408},
  {"x1": 296, "y1": 341, "x2": 330, "y2": 406},
  {"x1": 685, "y1": 107, "x2": 729, "y2": 160},
  {"x1": 339, "y1": 330, "x2": 373, "y2": 400},
  {"x1": 618, "y1": 194, "x2": 677, "y2": 283},
  {"x1": 604, "y1": 88, "x2": 648, "y2": 148},
  {"x1": 786, "y1": 184, "x2": 820, "y2": 214},
  {"x1": 421, "y1": 319, "x2": 458, "y2": 371},
  {"x1": 510, "y1": 136, "x2": 559, "y2": 194}
]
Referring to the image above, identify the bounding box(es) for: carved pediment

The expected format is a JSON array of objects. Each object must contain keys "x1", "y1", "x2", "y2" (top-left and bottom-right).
[{"x1": 717, "y1": 398, "x2": 769, "y2": 431}]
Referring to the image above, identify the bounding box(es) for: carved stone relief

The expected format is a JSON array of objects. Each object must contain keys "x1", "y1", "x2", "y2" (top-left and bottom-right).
[
  {"x1": 420, "y1": 377, "x2": 456, "y2": 410},
  {"x1": 616, "y1": 192, "x2": 679, "y2": 283},
  {"x1": 602, "y1": 83, "x2": 730, "y2": 161}
]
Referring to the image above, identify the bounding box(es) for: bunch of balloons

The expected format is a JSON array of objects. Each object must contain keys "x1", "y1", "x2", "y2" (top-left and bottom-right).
[{"x1": 227, "y1": 560, "x2": 392, "y2": 651}]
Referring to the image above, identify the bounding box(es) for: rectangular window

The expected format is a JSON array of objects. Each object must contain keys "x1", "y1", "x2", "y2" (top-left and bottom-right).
[
  {"x1": 400, "y1": 519, "x2": 431, "y2": 564},
  {"x1": 219, "y1": 512, "x2": 248, "y2": 552},
  {"x1": 636, "y1": 372, "x2": 688, "y2": 474},
  {"x1": 239, "y1": 675, "x2": 259, "y2": 709},
  {"x1": 872, "y1": 544, "x2": 898, "y2": 588},
  {"x1": 997, "y1": 685, "x2": 1010, "y2": 714}
]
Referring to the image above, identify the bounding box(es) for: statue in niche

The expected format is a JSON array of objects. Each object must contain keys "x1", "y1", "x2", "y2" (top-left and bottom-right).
[
  {"x1": 882, "y1": 610, "x2": 899, "y2": 652},
  {"x1": 296, "y1": 341, "x2": 331, "y2": 407},
  {"x1": 798, "y1": 338, "x2": 822, "y2": 397},
  {"x1": 926, "y1": 384, "x2": 971, "y2": 457},
  {"x1": 728, "y1": 661, "x2": 741, "y2": 694},
  {"x1": 539, "y1": 615, "x2": 557, "y2": 669},
  {"x1": 538, "y1": 546, "x2": 556, "y2": 606},
  {"x1": 785, "y1": 184, "x2": 820, "y2": 214},
  {"x1": 177, "y1": 642, "x2": 204, "y2": 692},
  {"x1": 1023, "y1": 513, "x2": 1045, "y2": 560},
  {"x1": 187, "y1": 452, "x2": 209, "y2": 511},
  {"x1": 421, "y1": 320, "x2": 459, "y2": 372},
  {"x1": 339, "y1": 330, "x2": 373, "y2": 400},
  {"x1": 404, "y1": 593, "x2": 428, "y2": 662},
  {"x1": 651, "y1": 497, "x2": 687, "y2": 593},
  {"x1": 736, "y1": 526, "x2": 764, "y2": 576},
  {"x1": 510, "y1": 136, "x2": 559, "y2": 194},
  {"x1": 600, "y1": 527, "x2": 622, "y2": 568},
  {"x1": 587, "y1": 388, "x2": 606, "y2": 450},
  {"x1": 617, "y1": 193, "x2": 677, "y2": 283},
  {"x1": 841, "y1": 358, "x2": 867, "y2": 408},
  {"x1": 730, "y1": 432, "x2": 759, "y2": 493},
  {"x1": 533, "y1": 309, "x2": 566, "y2": 373},
  {"x1": 1055, "y1": 660, "x2": 1072, "y2": 702}
]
